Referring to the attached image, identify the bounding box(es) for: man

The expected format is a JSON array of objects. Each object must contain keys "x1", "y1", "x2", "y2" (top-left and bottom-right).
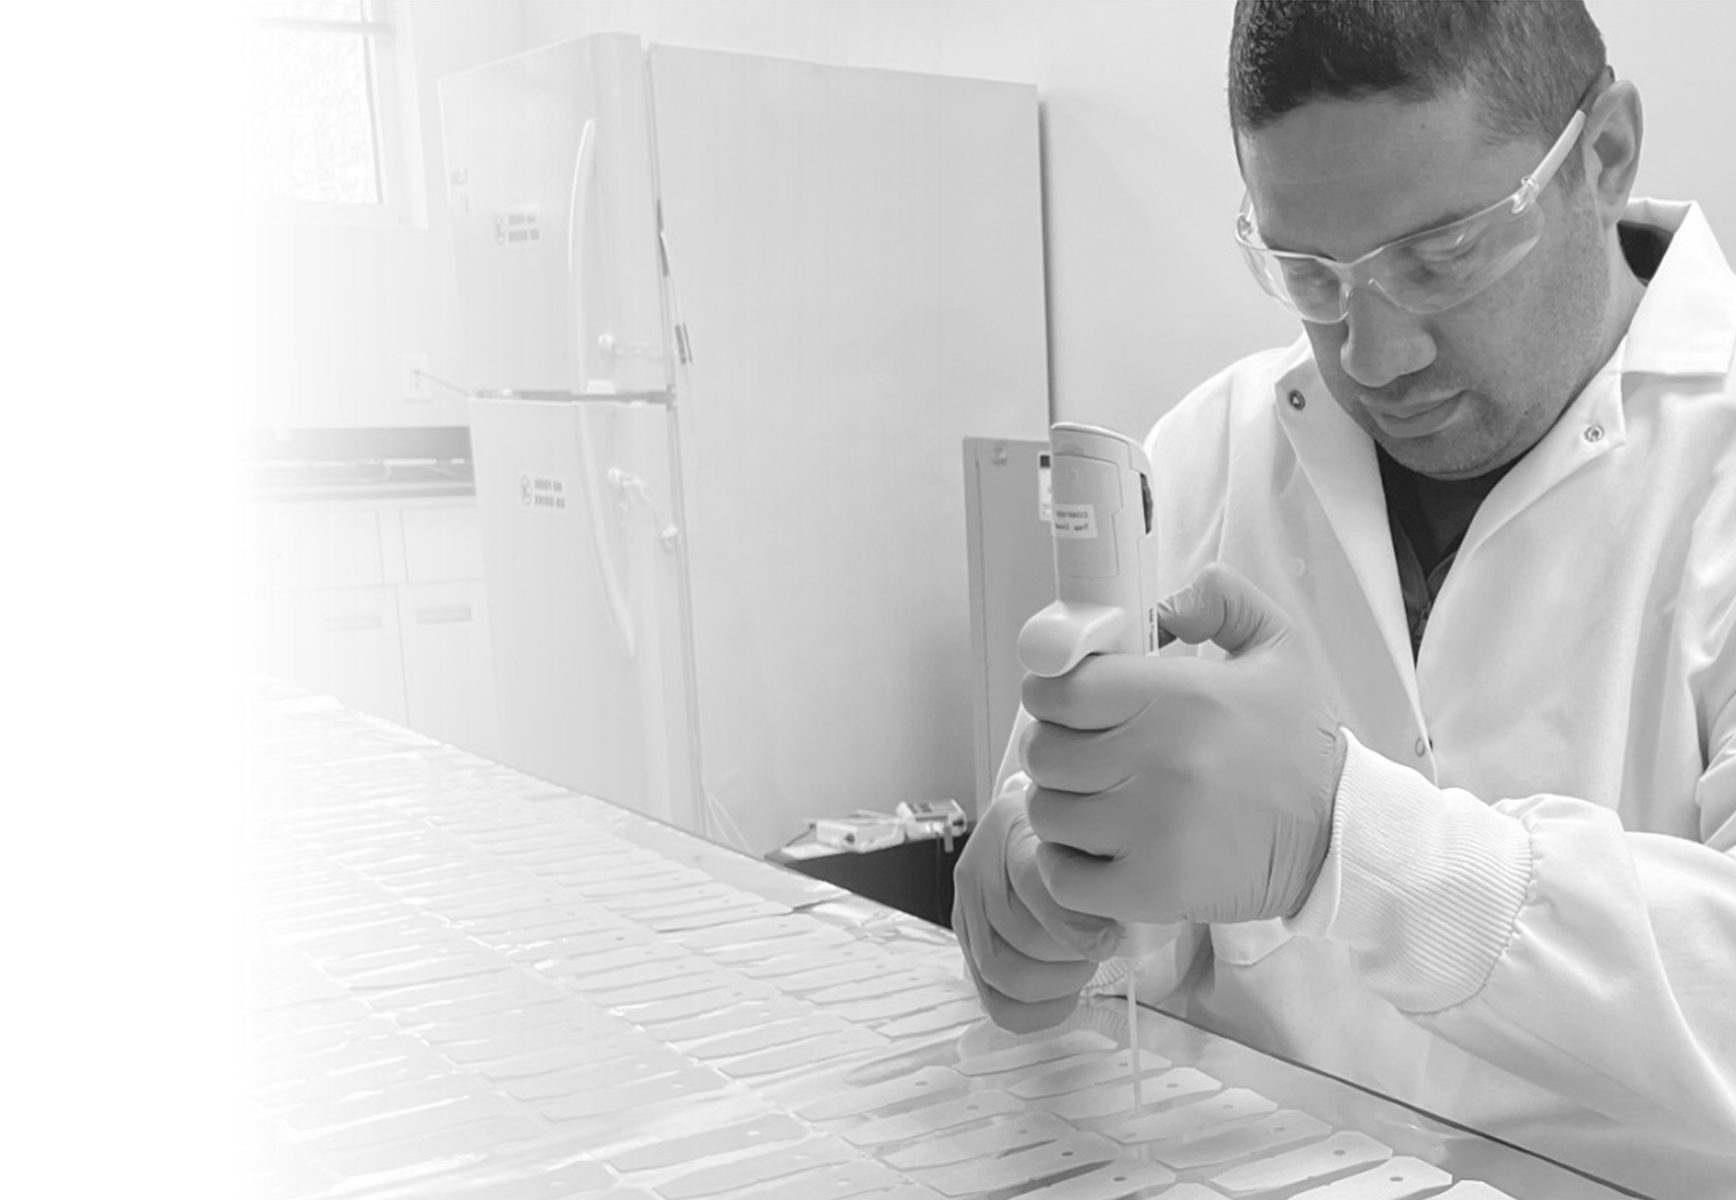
[{"x1": 952, "y1": 2, "x2": 1736, "y2": 1195}]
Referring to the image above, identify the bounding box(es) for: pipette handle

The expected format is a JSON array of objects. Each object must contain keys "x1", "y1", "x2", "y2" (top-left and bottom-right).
[{"x1": 1017, "y1": 422, "x2": 1161, "y2": 1112}]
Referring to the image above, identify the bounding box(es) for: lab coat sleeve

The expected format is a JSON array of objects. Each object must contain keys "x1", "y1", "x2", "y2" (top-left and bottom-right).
[{"x1": 1288, "y1": 723, "x2": 1736, "y2": 1154}]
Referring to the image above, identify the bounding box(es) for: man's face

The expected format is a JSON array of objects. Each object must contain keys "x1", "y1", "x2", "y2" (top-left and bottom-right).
[{"x1": 1239, "y1": 86, "x2": 1608, "y2": 480}]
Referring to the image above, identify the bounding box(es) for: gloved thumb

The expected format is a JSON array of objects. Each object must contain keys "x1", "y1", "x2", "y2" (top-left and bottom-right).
[{"x1": 1156, "y1": 563, "x2": 1291, "y2": 655}]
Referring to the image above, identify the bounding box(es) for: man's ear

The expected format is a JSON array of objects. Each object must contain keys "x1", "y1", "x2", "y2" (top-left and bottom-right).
[{"x1": 1584, "y1": 79, "x2": 1643, "y2": 229}]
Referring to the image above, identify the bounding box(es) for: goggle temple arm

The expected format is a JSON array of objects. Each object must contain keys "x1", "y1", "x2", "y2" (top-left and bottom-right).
[{"x1": 1512, "y1": 109, "x2": 1587, "y2": 213}]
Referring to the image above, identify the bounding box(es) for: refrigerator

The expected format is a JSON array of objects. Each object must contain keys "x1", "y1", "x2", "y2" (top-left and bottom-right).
[{"x1": 439, "y1": 34, "x2": 1049, "y2": 854}]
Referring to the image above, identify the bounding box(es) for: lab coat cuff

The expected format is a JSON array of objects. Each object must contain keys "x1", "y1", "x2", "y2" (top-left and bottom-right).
[{"x1": 1287, "y1": 729, "x2": 1534, "y2": 1013}]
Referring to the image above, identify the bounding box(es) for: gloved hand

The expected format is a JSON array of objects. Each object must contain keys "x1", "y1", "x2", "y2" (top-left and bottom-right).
[
  {"x1": 1023, "y1": 563, "x2": 1346, "y2": 926},
  {"x1": 952, "y1": 783, "x2": 1123, "y2": 1033}
]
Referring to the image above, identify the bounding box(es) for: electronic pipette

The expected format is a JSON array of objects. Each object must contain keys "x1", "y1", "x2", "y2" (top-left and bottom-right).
[{"x1": 1017, "y1": 422, "x2": 1160, "y2": 1109}]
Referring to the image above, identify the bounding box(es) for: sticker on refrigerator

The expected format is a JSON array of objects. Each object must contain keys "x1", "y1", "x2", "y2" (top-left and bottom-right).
[
  {"x1": 1052, "y1": 504, "x2": 1097, "y2": 539},
  {"x1": 494, "y1": 205, "x2": 542, "y2": 247},
  {"x1": 520, "y1": 474, "x2": 568, "y2": 511}
]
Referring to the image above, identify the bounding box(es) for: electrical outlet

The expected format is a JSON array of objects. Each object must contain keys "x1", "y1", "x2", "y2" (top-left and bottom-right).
[{"x1": 401, "y1": 354, "x2": 431, "y2": 402}]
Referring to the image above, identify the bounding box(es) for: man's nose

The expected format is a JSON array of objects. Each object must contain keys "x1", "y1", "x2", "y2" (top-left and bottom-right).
[{"x1": 1338, "y1": 286, "x2": 1437, "y2": 390}]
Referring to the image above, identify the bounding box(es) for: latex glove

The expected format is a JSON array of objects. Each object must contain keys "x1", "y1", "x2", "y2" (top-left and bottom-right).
[
  {"x1": 1023, "y1": 563, "x2": 1347, "y2": 926},
  {"x1": 952, "y1": 784, "x2": 1123, "y2": 1033}
]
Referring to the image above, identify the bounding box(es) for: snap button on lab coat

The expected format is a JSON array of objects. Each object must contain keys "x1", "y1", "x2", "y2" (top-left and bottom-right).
[
  {"x1": 1291, "y1": 557, "x2": 1307, "y2": 577},
  {"x1": 1414, "y1": 737, "x2": 1429, "y2": 757},
  {"x1": 1584, "y1": 424, "x2": 1605, "y2": 443},
  {"x1": 1287, "y1": 390, "x2": 1306, "y2": 410}
]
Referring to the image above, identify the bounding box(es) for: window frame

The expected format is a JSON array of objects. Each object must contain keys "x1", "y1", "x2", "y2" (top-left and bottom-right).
[{"x1": 249, "y1": 0, "x2": 428, "y2": 230}]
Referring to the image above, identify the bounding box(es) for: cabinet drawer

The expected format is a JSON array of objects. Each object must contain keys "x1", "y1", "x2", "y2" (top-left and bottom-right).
[
  {"x1": 399, "y1": 580, "x2": 499, "y2": 758},
  {"x1": 251, "y1": 507, "x2": 385, "y2": 592},
  {"x1": 252, "y1": 587, "x2": 407, "y2": 724},
  {"x1": 400, "y1": 504, "x2": 485, "y2": 583}
]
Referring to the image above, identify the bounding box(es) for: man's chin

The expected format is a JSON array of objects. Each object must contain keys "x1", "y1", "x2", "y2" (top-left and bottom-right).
[{"x1": 1372, "y1": 431, "x2": 1502, "y2": 481}]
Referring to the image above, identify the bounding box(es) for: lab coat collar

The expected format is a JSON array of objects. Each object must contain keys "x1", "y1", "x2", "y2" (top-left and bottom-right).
[
  {"x1": 1619, "y1": 199, "x2": 1736, "y2": 378},
  {"x1": 1427, "y1": 198, "x2": 1736, "y2": 567},
  {"x1": 1269, "y1": 344, "x2": 1427, "y2": 736}
]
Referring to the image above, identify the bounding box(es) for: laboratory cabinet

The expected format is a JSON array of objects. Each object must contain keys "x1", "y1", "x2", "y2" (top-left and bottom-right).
[
  {"x1": 247, "y1": 496, "x2": 500, "y2": 759},
  {"x1": 768, "y1": 832, "x2": 971, "y2": 929}
]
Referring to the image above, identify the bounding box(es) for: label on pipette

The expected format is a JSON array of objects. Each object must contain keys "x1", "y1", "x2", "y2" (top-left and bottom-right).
[{"x1": 1052, "y1": 503, "x2": 1098, "y2": 538}]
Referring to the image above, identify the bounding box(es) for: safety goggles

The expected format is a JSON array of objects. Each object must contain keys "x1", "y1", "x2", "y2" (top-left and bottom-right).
[{"x1": 1234, "y1": 75, "x2": 1605, "y2": 324}]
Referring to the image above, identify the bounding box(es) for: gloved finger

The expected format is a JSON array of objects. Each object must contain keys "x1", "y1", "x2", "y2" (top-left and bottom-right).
[
  {"x1": 974, "y1": 926, "x2": 1102, "y2": 1004},
  {"x1": 1025, "y1": 784, "x2": 1131, "y2": 861},
  {"x1": 1155, "y1": 562, "x2": 1291, "y2": 655},
  {"x1": 954, "y1": 887, "x2": 1091, "y2": 1018},
  {"x1": 970, "y1": 793, "x2": 1119, "y2": 962},
  {"x1": 1035, "y1": 840, "x2": 1172, "y2": 924},
  {"x1": 980, "y1": 847, "x2": 1104, "y2": 965},
  {"x1": 952, "y1": 873, "x2": 987, "y2": 966},
  {"x1": 951, "y1": 799, "x2": 1088, "y2": 976},
  {"x1": 1005, "y1": 835, "x2": 1123, "y2": 961},
  {"x1": 1021, "y1": 719, "x2": 1141, "y2": 795},
  {"x1": 1022, "y1": 655, "x2": 1156, "y2": 731},
  {"x1": 957, "y1": 937, "x2": 1088, "y2": 1035},
  {"x1": 952, "y1": 825, "x2": 1011, "y2": 975}
]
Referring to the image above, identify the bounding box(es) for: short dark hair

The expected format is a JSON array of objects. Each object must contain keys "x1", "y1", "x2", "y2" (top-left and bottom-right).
[{"x1": 1229, "y1": 0, "x2": 1606, "y2": 161}]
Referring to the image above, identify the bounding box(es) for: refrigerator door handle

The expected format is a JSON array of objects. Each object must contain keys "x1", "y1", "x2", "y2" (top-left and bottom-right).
[
  {"x1": 567, "y1": 117, "x2": 637, "y2": 658},
  {"x1": 567, "y1": 117, "x2": 598, "y2": 394}
]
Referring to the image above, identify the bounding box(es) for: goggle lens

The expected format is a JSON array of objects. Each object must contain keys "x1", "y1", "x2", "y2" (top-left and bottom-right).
[{"x1": 1240, "y1": 202, "x2": 1547, "y2": 323}]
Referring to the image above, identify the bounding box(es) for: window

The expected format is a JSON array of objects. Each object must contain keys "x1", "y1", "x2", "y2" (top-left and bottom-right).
[{"x1": 247, "y1": 0, "x2": 426, "y2": 226}]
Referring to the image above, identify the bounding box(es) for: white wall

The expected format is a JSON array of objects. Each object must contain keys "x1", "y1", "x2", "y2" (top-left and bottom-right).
[{"x1": 1587, "y1": 0, "x2": 1736, "y2": 221}]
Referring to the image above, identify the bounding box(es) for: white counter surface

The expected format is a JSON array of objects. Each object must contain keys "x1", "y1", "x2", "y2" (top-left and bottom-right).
[{"x1": 247, "y1": 680, "x2": 1637, "y2": 1200}]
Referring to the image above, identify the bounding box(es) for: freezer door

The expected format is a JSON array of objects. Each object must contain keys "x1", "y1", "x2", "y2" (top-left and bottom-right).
[
  {"x1": 440, "y1": 35, "x2": 671, "y2": 396},
  {"x1": 468, "y1": 396, "x2": 697, "y2": 827},
  {"x1": 648, "y1": 47, "x2": 1050, "y2": 853}
]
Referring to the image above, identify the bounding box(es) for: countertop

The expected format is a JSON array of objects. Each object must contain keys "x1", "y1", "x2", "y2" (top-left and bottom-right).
[
  {"x1": 244, "y1": 460, "x2": 475, "y2": 502},
  {"x1": 245, "y1": 426, "x2": 476, "y2": 502},
  {"x1": 248, "y1": 680, "x2": 1635, "y2": 1200}
]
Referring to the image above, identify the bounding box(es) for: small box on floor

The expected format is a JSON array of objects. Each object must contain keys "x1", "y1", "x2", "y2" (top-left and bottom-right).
[
  {"x1": 897, "y1": 799, "x2": 968, "y2": 845},
  {"x1": 812, "y1": 812, "x2": 906, "y2": 853}
]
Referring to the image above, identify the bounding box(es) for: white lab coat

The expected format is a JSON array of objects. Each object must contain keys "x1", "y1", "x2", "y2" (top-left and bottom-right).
[{"x1": 994, "y1": 200, "x2": 1736, "y2": 1197}]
